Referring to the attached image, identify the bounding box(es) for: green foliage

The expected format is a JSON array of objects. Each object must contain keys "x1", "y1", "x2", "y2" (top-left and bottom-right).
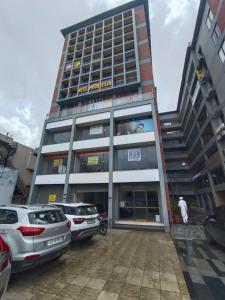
[{"x1": 170, "y1": 199, "x2": 180, "y2": 215}]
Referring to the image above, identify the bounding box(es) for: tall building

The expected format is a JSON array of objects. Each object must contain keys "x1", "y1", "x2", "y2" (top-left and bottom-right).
[
  {"x1": 160, "y1": 0, "x2": 225, "y2": 214},
  {"x1": 29, "y1": 0, "x2": 170, "y2": 230}
]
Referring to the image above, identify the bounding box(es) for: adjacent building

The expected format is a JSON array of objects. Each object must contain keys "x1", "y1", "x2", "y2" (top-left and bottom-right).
[
  {"x1": 160, "y1": 0, "x2": 225, "y2": 214},
  {"x1": 0, "y1": 132, "x2": 37, "y2": 204},
  {"x1": 29, "y1": 0, "x2": 170, "y2": 230}
]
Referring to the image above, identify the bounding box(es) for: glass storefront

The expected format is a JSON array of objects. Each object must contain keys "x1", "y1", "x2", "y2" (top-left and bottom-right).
[
  {"x1": 119, "y1": 188, "x2": 160, "y2": 223},
  {"x1": 116, "y1": 146, "x2": 158, "y2": 170},
  {"x1": 46, "y1": 131, "x2": 71, "y2": 145},
  {"x1": 76, "y1": 124, "x2": 110, "y2": 140},
  {"x1": 42, "y1": 156, "x2": 68, "y2": 175},
  {"x1": 76, "y1": 151, "x2": 109, "y2": 172}
]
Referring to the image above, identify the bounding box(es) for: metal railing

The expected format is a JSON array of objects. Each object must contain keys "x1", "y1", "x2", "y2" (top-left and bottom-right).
[{"x1": 47, "y1": 92, "x2": 154, "y2": 121}]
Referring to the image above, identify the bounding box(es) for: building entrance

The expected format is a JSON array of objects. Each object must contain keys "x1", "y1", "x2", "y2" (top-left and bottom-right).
[{"x1": 119, "y1": 190, "x2": 160, "y2": 223}]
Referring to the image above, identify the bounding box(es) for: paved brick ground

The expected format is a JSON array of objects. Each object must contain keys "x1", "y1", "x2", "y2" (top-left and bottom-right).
[
  {"x1": 175, "y1": 239, "x2": 225, "y2": 300},
  {"x1": 6, "y1": 230, "x2": 190, "y2": 300}
]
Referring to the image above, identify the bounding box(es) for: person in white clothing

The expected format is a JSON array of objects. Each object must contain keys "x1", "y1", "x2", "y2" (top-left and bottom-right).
[{"x1": 178, "y1": 197, "x2": 188, "y2": 224}]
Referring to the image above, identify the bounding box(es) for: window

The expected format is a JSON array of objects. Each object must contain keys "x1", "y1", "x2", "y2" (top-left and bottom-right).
[
  {"x1": 77, "y1": 151, "x2": 109, "y2": 172},
  {"x1": 29, "y1": 210, "x2": 67, "y2": 224},
  {"x1": 116, "y1": 117, "x2": 153, "y2": 136},
  {"x1": 0, "y1": 209, "x2": 18, "y2": 224},
  {"x1": 116, "y1": 146, "x2": 158, "y2": 171},
  {"x1": 219, "y1": 40, "x2": 225, "y2": 63},
  {"x1": 206, "y1": 9, "x2": 214, "y2": 30},
  {"x1": 43, "y1": 156, "x2": 68, "y2": 175},
  {"x1": 212, "y1": 24, "x2": 221, "y2": 45}
]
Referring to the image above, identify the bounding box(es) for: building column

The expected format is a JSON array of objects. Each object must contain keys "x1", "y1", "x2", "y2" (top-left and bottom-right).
[
  {"x1": 63, "y1": 117, "x2": 76, "y2": 202},
  {"x1": 108, "y1": 109, "x2": 114, "y2": 227}
]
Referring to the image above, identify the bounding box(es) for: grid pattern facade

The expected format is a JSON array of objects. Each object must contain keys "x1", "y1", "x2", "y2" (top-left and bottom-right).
[{"x1": 58, "y1": 9, "x2": 140, "y2": 102}]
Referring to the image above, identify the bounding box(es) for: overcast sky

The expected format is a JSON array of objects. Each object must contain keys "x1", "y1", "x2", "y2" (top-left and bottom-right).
[{"x1": 0, "y1": 0, "x2": 199, "y2": 148}]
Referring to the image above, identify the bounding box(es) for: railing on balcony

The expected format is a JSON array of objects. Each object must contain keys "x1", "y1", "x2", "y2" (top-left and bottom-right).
[{"x1": 47, "y1": 93, "x2": 154, "y2": 120}]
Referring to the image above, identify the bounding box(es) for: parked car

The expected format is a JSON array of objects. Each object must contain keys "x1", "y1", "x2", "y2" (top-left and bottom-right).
[
  {"x1": 0, "y1": 236, "x2": 11, "y2": 299},
  {"x1": 0, "y1": 205, "x2": 71, "y2": 272},
  {"x1": 53, "y1": 203, "x2": 100, "y2": 241},
  {"x1": 202, "y1": 205, "x2": 225, "y2": 248}
]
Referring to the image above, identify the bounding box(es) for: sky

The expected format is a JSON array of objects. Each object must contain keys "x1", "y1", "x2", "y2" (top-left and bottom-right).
[{"x1": 0, "y1": 0, "x2": 199, "y2": 148}]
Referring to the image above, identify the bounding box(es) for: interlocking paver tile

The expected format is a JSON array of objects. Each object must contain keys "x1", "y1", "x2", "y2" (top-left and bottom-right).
[
  {"x1": 6, "y1": 230, "x2": 188, "y2": 300},
  {"x1": 160, "y1": 291, "x2": 182, "y2": 300}
]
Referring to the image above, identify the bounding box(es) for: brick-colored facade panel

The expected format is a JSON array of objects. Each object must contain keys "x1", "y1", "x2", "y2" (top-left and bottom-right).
[
  {"x1": 141, "y1": 84, "x2": 154, "y2": 94},
  {"x1": 217, "y1": 0, "x2": 225, "y2": 31},
  {"x1": 50, "y1": 105, "x2": 59, "y2": 114},
  {"x1": 140, "y1": 63, "x2": 153, "y2": 81},
  {"x1": 208, "y1": 0, "x2": 220, "y2": 15},
  {"x1": 134, "y1": 5, "x2": 146, "y2": 25},
  {"x1": 136, "y1": 26, "x2": 148, "y2": 42},
  {"x1": 138, "y1": 43, "x2": 151, "y2": 60}
]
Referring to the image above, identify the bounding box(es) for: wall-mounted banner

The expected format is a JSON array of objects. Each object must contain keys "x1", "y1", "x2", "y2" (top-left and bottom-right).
[
  {"x1": 117, "y1": 118, "x2": 153, "y2": 136},
  {"x1": 53, "y1": 159, "x2": 63, "y2": 167},
  {"x1": 89, "y1": 125, "x2": 103, "y2": 135},
  {"x1": 49, "y1": 194, "x2": 56, "y2": 203},
  {"x1": 128, "y1": 148, "x2": 141, "y2": 162},
  {"x1": 87, "y1": 156, "x2": 99, "y2": 165},
  {"x1": 78, "y1": 80, "x2": 112, "y2": 94}
]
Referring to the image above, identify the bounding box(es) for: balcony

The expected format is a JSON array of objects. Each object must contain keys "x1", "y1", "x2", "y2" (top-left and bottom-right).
[
  {"x1": 35, "y1": 174, "x2": 66, "y2": 185},
  {"x1": 114, "y1": 132, "x2": 155, "y2": 147},
  {"x1": 113, "y1": 169, "x2": 159, "y2": 183},
  {"x1": 69, "y1": 172, "x2": 109, "y2": 184},
  {"x1": 47, "y1": 93, "x2": 154, "y2": 121}
]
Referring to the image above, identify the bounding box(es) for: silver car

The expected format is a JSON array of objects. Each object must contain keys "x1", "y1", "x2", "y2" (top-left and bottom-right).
[
  {"x1": 0, "y1": 235, "x2": 11, "y2": 299},
  {"x1": 0, "y1": 205, "x2": 71, "y2": 272}
]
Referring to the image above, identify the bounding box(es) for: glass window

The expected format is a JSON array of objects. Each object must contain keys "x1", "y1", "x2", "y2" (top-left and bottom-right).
[
  {"x1": 116, "y1": 117, "x2": 153, "y2": 136},
  {"x1": 77, "y1": 124, "x2": 109, "y2": 140},
  {"x1": 78, "y1": 151, "x2": 109, "y2": 172},
  {"x1": 76, "y1": 206, "x2": 98, "y2": 215},
  {"x1": 29, "y1": 210, "x2": 66, "y2": 224},
  {"x1": 46, "y1": 131, "x2": 71, "y2": 145},
  {"x1": 219, "y1": 40, "x2": 225, "y2": 63},
  {"x1": 44, "y1": 157, "x2": 68, "y2": 174},
  {"x1": 116, "y1": 146, "x2": 158, "y2": 171},
  {"x1": 0, "y1": 209, "x2": 18, "y2": 224},
  {"x1": 212, "y1": 24, "x2": 221, "y2": 45},
  {"x1": 206, "y1": 9, "x2": 214, "y2": 30}
]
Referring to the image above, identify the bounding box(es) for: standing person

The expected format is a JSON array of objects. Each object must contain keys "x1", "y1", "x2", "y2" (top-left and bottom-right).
[{"x1": 178, "y1": 197, "x2": 188, "y2": 224}]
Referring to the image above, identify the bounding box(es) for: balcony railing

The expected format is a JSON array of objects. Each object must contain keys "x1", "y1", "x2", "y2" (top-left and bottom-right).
[{"x1": 47, "y1": 93, "x2": 154, "y2": 120}]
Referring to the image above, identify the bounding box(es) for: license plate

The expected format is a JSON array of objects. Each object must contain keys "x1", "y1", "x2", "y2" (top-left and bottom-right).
[
  {"x1": 87, "y1": 219, "x2": 95, "y2": 224},
  {"x1": 47, "y1": 236, "x2": 64, "y2": 246}
]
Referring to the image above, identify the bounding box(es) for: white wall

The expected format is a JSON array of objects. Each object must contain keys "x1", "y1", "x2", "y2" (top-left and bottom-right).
[
  {"x1": 46, "y1": 119, "x2": 73, "y2": 130},
  {"x1": 114, "y1": 132, "x2": 155, "y2": 146},
  {"x1": 76, "y1": 112, "x2": 110, "y2": 124},
  {"x1": 113, "y1": 169, "x2": 159, "y2": 183},
  {"x1": 41, "y1": 143, "x2": 70, "y2": 154},
  {"x1": 73, "y1": 137, "x2": 110, "y2": 151},
  {"x1": 0, "y1": 167, "x2": 18, "y2": 204},
  {"x1": 69, "y1": 172, "x2": 109, "y2": 184},
  {"x1": 35, "y1": 174, "x2": 66, "y2": 185},
  {"x1": 114, "y1": 104, "x2": 152, "y2": 118}
]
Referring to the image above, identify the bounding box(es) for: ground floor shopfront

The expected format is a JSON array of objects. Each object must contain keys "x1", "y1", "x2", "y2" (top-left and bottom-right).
[{"x1": 33, "y1": 182, "x2": 168, "y2": 229}]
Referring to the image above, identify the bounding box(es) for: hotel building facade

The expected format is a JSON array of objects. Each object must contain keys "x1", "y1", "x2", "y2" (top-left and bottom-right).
[{"x1": 29, "y1": 0, "x2": 170, "y2": 230}]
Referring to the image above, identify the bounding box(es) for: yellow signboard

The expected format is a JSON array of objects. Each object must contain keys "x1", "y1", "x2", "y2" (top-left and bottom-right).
[
  {"x1": 53, "y1": 159, "x2": 63, "y2": 167},
  {"x1": 196, "y1": 69, "x2": 205, "y2": 81},
  {"x1": 49, "y1": 194, "x2": 56, "y2": 203},
  {"x1": 87, "y1": 156, "x2": 99, "y2": 165},
  {"x1": 74, "y1": 60, "x2": 81, "y2": 68},
  {"x1": 78, "y1": 80, "x2": 112, "y2": 94}
]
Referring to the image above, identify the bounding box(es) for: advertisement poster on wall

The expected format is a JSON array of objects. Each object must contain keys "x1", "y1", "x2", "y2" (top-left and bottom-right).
[
  {"x1": 53, "y1": 159, "x2": 63, "y2": 167},
  {"x1": 48, "y1": 194, "x2": 56, "y2": 203},
  {"x1": 87, "y1": 156, "x2": 99, "y2": 165},
  {"x1": 89, "y1": 125, "x2": 103, "y2": 135},
  {"x1": 128, "y1": 149, "x2": 141, "y2": 161},
  {"x1": 117, "y1": 118, "x2": 153, "y2": 136}
]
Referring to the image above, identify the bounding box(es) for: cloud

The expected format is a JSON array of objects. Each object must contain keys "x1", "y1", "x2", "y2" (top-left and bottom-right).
[
  {"x1": 0, "y1": 115, "x2": 38, "y2": 147},
  {"x1": 16, "y1": 104, "x2": 32, "y2": 121},
  {"x1": 165, "y1": 0, "x2": 199, "y2": 25}
]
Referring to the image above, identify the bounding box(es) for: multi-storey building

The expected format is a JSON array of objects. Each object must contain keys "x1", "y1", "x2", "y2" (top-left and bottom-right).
[
  {"x1": 29, "y1": 0, "x2": 170, "y2": 230},
  {"x1": 160, "y1": 0, "x2": 225, "y2": 214}
]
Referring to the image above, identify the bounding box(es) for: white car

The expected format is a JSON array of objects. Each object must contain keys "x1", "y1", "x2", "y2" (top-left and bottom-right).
[{"x1": 54, "y1": 203, "x2": 100, "y2": 241}]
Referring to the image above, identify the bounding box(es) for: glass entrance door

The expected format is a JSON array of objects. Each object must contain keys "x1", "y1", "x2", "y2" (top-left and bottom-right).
[{"x1": 119, "y1": 189, "x2": 160, "y2": 223}]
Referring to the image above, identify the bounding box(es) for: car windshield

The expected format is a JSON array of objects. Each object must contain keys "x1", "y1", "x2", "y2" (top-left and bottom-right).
[
  {"x1": 29, "y1": 210, "x2": 67, "y2": 224},
  {"x1": 76, "y1": 206, "x2": 97, "y2": 216},
  {"x1": 0, "y1": 209, "x2": 18, "y2": 224}
]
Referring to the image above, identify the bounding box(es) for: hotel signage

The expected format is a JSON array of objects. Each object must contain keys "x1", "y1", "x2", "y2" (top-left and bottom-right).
[{"x1": 78, "y1": 80, "x2": 112, "y2": 94}]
